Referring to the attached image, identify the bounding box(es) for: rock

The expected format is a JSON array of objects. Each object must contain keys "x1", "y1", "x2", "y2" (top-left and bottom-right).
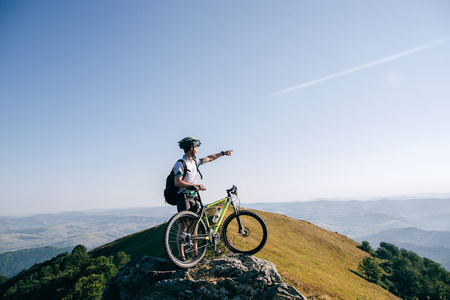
[{"x1": 102, "y1": 254, "x2": 306, "y2": 300}]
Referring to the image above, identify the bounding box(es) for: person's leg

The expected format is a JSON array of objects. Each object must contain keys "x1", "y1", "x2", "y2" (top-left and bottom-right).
[
  {"x1": 176, "y1": 193, "x2": 188, "y2": 260},
  {"x1": 187, "y1": 199, "x2": 199, "y2": 257},
  {"x1": 176, "y1": 195, "x2": 200, "y2": 260}
]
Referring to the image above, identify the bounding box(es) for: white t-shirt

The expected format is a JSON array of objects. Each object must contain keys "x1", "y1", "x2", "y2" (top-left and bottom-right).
[{"x1": 173, "y1": 156, "x2": 204, "y2": 197}]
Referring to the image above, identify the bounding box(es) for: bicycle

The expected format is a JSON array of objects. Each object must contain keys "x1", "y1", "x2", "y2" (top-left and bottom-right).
[{"x1": 164, "y1": 185, "x2": 268, "y2": 268}]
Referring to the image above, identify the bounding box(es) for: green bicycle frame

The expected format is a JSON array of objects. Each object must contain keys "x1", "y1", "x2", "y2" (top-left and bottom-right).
[
  {"x1": 192, "y1": 186, "x2": 241, "y2": 244},
  {"x1": 203, "y1": 197, "x2": 231, "y2": 232}
]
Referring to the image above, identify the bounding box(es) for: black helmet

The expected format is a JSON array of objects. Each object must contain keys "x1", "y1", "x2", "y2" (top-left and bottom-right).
[{"x1": 178, "y1": 137, "x2": 201, "y2": 151}]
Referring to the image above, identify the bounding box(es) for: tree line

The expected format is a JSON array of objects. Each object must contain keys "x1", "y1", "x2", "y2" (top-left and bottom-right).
[
  {"x1": 358, "y1": 241, "x2": 450, "y2": 299},
  {"x1": 0, "y1": 245, "x2": 130, "y2": 300}
]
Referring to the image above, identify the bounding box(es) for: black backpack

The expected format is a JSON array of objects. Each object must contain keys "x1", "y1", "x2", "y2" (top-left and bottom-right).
[{"x1": 164, "y1": 159, "x2": 188, "y2": 205}]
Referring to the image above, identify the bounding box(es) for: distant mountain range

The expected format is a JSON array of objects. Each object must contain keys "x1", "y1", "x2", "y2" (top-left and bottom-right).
[
  {"x1": 1, "y1": 197, "x2": 449, "y2": 274},
  {"x1": 246, "y1": 198, "x2": 450, "y2": 270},
  {"x1": 0, "y1": 207, "x2": 174, "y2": 253}
]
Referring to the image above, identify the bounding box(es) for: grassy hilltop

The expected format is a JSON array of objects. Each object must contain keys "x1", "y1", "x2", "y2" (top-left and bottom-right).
[{"x1": 91, "y1": 209, "x2": 398, "y2": 299}]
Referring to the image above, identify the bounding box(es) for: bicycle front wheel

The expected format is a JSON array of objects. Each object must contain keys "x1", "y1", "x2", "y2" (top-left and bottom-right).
[
  {"x1": 222, "y1": 210, "x2": 268, "y2": 255},
  {"x1": 164, "y1": 211, "x2": 208, "y2": 268}
]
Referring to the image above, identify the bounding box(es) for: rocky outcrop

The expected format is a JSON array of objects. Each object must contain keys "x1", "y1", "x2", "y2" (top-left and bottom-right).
[{"x1": 102, "y1": 254, "x2": 306, "y2": 300}]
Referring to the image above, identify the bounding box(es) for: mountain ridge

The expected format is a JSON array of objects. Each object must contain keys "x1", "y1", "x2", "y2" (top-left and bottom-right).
[{"x1": 91, "y1": 209, "x2": 399, "y2": 299}]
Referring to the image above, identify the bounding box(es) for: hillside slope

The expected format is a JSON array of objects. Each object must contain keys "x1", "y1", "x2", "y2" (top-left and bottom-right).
[
  {"x1": 90, "y1": 210, "x2": 399, "y2": 300},
  {"x1": 248, "y1": 198, "x2": 450, "y2": 271},
  {"x1": 360, "y1": 227, "x2": 450, "y2": 270},
  {"x1": 0, "y1": 246, "x2": 73, "y2": 278}
]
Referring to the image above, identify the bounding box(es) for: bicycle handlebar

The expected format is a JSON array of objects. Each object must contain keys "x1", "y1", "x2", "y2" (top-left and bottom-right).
[
  {"x1": 227, "y1": 185, "x2": 238, "y2": 196},
  {"x1": 188, "y1": 184, "x2": 237, "y2": 197},
  {"x1": 187, "y1": 185, "x2": 200, "y2": 191}
]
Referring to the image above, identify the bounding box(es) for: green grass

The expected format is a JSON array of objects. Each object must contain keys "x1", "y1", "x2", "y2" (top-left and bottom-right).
[
  {"x1": 89, "y1": 209, "x2": 399, "y2": 300},
  {"x1": 90, "y1": 223, "x2": 167, "y2": 259},
  {"x1": 253, "y1": 210, "x2": 398, "y2": 299}
]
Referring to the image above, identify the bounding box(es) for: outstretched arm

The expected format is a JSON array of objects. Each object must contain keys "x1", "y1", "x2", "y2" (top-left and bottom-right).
[{"x1": 203, "y1": 150, "x2": 233, "y2": 164}]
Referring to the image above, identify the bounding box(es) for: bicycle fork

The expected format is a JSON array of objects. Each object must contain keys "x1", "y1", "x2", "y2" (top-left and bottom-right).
[{"x1": 231, "y1": 203, "x2": 247, "y2": 236}]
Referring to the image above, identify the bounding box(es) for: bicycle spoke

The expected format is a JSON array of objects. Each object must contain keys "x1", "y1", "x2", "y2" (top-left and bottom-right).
[
  {"x1": 164, "y1": 211, "x2": 209, "y2": 268},
  {"x1": 223, "y1": 211, "x2": 267, "y2": 254}
]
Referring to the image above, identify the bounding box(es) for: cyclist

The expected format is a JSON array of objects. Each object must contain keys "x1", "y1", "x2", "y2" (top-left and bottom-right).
[
  {"x1": 173, "y1": 137, "x2": 233, "y2": 214},
  {"x1": 173, "y1": 137, "x2": 232, "y2": 261}
]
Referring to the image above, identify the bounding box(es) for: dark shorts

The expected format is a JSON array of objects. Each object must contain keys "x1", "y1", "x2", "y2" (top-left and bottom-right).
[{"x1": 176, "y1": 193, "x2": 200, "y2": 214}]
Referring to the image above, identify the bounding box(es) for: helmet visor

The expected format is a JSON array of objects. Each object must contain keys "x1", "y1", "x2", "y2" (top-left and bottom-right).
[{"x1": 193, "y1": 140, "x2": 201, "y2": 148}]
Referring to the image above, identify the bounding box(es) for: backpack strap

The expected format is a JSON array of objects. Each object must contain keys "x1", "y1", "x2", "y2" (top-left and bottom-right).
[
  {"x1": 177, "y1": 158, "x2": 203, "y2": 180},
  {"x1": 193, "y1": 159, "x2": 203, "y2": 180},
  {"x1": 178, "y1": 159, "x2": 189, "y2": 180}
]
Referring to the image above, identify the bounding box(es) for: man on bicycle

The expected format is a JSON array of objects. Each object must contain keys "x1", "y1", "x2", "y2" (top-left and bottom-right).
[{"x1": 173, "y1": 137, "x2": 233, "y2": 214}]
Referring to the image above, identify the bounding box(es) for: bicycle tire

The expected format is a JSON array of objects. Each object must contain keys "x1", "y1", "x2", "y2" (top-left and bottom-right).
[
  {"x1": 164, "y1": 211, "x2": 208, "y2": 268},
  {"x1": 222, "y1": 210, "x2": 268, "y2": 255}
]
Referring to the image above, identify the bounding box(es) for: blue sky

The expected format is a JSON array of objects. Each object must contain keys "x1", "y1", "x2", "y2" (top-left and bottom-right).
[{"x1": 1, "y1": 1, "x2": 450, "y2": 215}]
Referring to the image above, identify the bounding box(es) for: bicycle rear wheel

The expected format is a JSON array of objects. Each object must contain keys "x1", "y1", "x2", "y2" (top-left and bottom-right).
[
  {"x1": 222, "y1": 210, "x2": 268, "y2": 255},
  {"x1": 164, "y1": 211, "x2": 208, "y2": 268}
]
